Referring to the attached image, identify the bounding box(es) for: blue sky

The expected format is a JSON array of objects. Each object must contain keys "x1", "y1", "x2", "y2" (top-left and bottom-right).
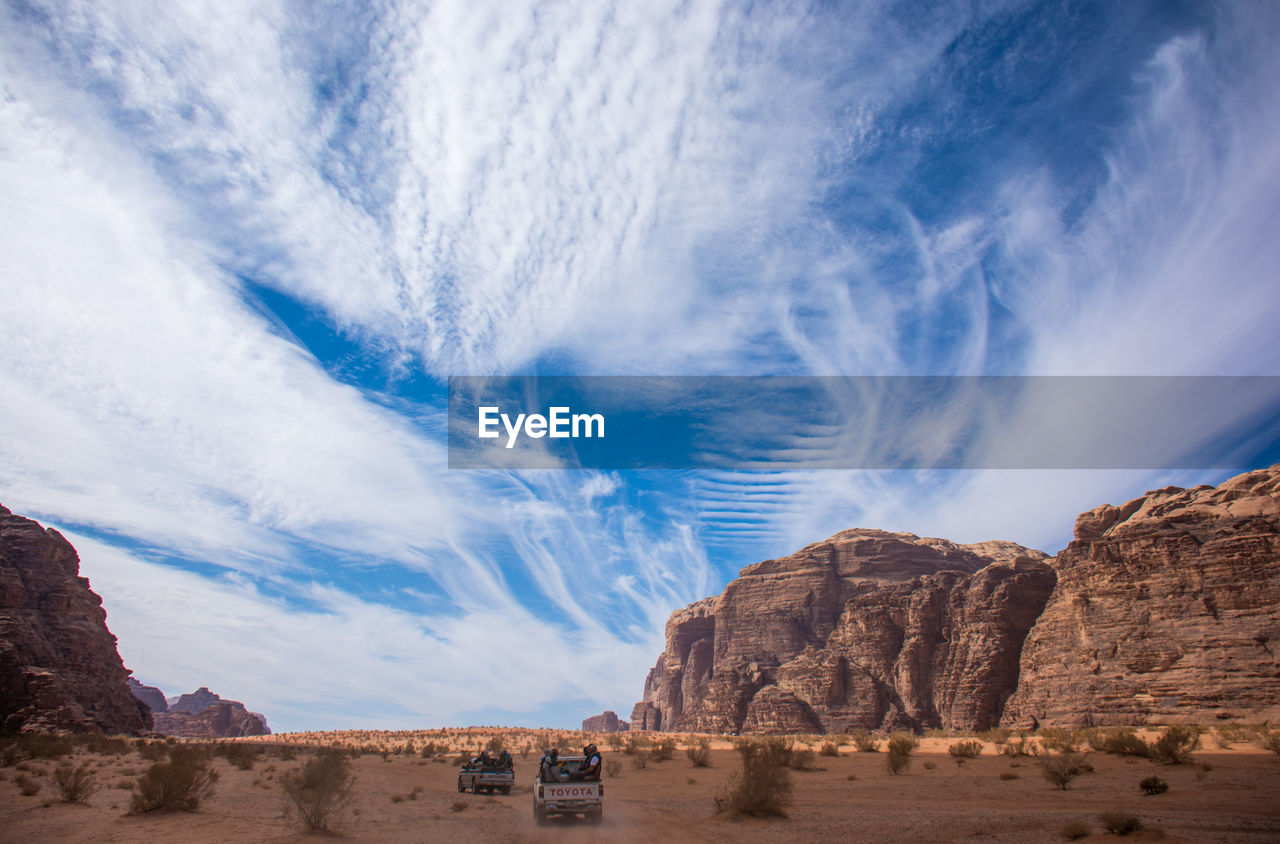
[{"x1": 2, "y1": 0, "x2": 1278, "y2": 732}]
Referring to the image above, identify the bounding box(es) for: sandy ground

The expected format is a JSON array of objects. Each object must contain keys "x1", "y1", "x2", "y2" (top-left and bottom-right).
[{"x1": 3, "y1": 732, "x2": 1280, "y2": 842}]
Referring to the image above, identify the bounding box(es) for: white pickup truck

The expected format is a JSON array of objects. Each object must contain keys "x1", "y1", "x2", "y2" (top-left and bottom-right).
[
  {"x1": 533, "y1": 755, "x2": 603, "y2": 824},
  {"x1": 457, "y1": 756, "x2": 514, "y2": 794}
]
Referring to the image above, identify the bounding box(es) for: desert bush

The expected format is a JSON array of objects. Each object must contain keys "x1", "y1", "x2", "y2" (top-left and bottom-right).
[
  {"x1": 1139, "y1": 775, "x2": 1168, "y2": 795},
  {"x1": 1148, "y1": 725, "x2": 1199, "y2": 764},
  {"x1": 1040, "y1": 752, "x2": 1086, "y2": 790},
  {"x1": 129, "y1": 751, "x2": 219, "y2": 813},
  {"x1": 631, "y1": 750, "x2": 650, "y2": 769},
  {"x1": 14, "y1": 733, "x2": 74, "y2": 759},
  {"x1": 605, "y1": 733, "x2": 623, "y2": 750},
  {"x1": 137, "y1": 741, "x2": 169, "y2": 762},
  {"x1": 853, "y1": 731, "x2": 879, "y2": 753},
  {"x1": 485, "y1": 735, "x2": 504, "y2": 753},
  {"x1": 977, "y1": 727, "x2": 1011, "y2": 744},
  {"x1": 819, "y1": 742, "x2": 840, "y2": 757},
  {"x1": 998, "y1": 732, "x2": 1038, "y2": 757},
  {"x1": 217, "y1": 743, "x2": 259, "y2": 770},
  {"x1": 786, "y1": 745, "x2": 816, "y2": 770},
  {"x1": 605, "y1": 758, "x2": 623, "y2": 777},
  {"x1": 53, "y1": 763, "x2": 100, "y2": 803},
  {"x1": 1099, "y1": 812, "x2": 1143, "y2": 835},
  {"x1": 76, "y1": 734, "x2": 130, "y2": 756},
  {"x1": 714, "y1": 738, "x2": 792, "y2": 818},
  {"x1": 277, "y1": 745, "x2": 298, "y2": 761},
  {"x1": 450, "y1": 798, "x2": 468, "y2": 812},
  {"x1": 999, "y1": 772, "x2": 1019, "y2": 780},
  {"x1": 15, "y1": 773, "x2": 41, "y2": 796},
  {"x1": 885, "y1": 733, "x2": 918, "y2": 775},
  {"x1": 1039, "y1": 728, "x2": 1083, "y2": 753},
  {"x1": 1257, "y1": 730, "x2": 1280, "y2": 756},
  {"x1": 687, "y1": 740, "x2": 712, "y2": 767},
  {"x1": 829, "y1": 733, "x2": 850, "y2": 747},
  {"x1": 1086, "y1": 727, "x2": 1148, "y2": 757},
  {"x1": 652, "y1": 738, "x2": 677, "y2": 761},
  {"x1": 1060, "y1": 819, "x2": 1091, "y2": 840},
  {"x1": 922, "y1": 761, "x2": 936, "y2": 770},
  {"x1": 948, "y1": 740, "x2": 983, "y2": 760},
  {"x1": 281, "y1": 749, "x2": 355, "y2": 832},
  {"x1": 623, "y1": 734, "x2": 651, "y2": 755}
]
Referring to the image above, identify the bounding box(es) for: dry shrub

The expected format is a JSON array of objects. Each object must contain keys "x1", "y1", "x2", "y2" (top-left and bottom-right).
[
  {"x1": 786, "y1": 745, "x2": 816, "y2": 770},
  {"x1": 1099, "y1": 812, "x2": 1143, "y2": 835},
  {"x1": 819, "y1": 742, "x2": 840, "y2": 757},
  {"x1": 978, "y1": 727, "x2": 1011, "y2": 744},
  {"x1": 130, "y1": 748, "x2": 219, "y2": 813},
  {"x1": 623, "y1": 734, "x2": 651, "y2": 755},
  {"x1": 1139, "y1": 775, "x2": 1168, "y2": 795},
  {"x1": 714, "y1": 738, "x2": 792, "y2": 818},
  {"x1": 277, "y1": 745, "x2": 298, "y2": 762},
  {"x1": 1148, "y1": 726, "x2": 1199, "y2": 764},
  {"x1": 54, "y1": 763, "x2": 100, "y2": 803},
  {"x1": 605, "y1": 758, "x2": 623, "y2": 777},
  {"x1": 948, "y1": 740, "x2": 983, "y2": 760},
  {"x1": 631, "y1": 750, "x2": 651, "y2": 769},
  {"x1": 885, "y1": 733, "x2": 918, "y2": 775},
  {"x1": 687, "y1": 740, "x2": 712, "y2": 767},
  {"x1": 1086, "y1": 727, "x2": 1148, "y2": 757},
  {"x1": 998, "y1": 733, "x2": 1038, "y2": 757},
  {"x1": 1039, "y1": 728, "x2": 1083, "y2": 753},
  {"x1": 14, "y1": 733, "x2": 74, "y2": 759},
  {"x1": 851, "y1": 730, "x2": 879, "y2": 752},
  {"x1": 1040, "y1": 753, "x2": 1086, "y2": 790},
  {"x1": 217, "y1": 743, "x2": 258, "y2": 770},
  {"x1": 15, "y1": 773, "x2": 40, "y2": 796},
  {"x1": 999, "y1": 772, "x2": 1018, "y2": 780},
  {"x1": 652, "y1": 738, "x2": 677, "y2": 761},
  {"x1": 450, "y1": 798, "x2": 468, "y2": 812},
  {"x1": 281, "y1": 749, "x2": 355, "y2": 832},
  {"x1": 1060, "y1": 819, "x2": 1091, "y2": 840},
  {"x1": 1258, "y1": 730, "x2": 1280, "y2": 756}
]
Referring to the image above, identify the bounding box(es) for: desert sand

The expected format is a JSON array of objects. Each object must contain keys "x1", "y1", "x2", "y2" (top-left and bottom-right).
[{"x1": 3, "y1": 729, "x2": 1280, "y2": 842}]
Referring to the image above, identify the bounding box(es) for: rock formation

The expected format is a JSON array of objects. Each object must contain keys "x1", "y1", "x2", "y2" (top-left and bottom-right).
[
  {"x1": 0, "y1": 505, "x2": 151, "y2": 734},
  {"x1": 634, "y1": 467, "x2": 1280, "y2": 734},
  {"x1": 632, "y1": 529, "x2": 1055, "y2": 733},
  {"x1": 153, "y1": 699, "x2": 270, "y2": 738},
  {"x1": 127, "y1": 677, "x2": 168, "y2": 713},
  {"x1": 1002, "y1": 467, "x2": 1280, "y2": 727},
  {"x1": 582, "y1": 710, "x2": 629, "y2": 732},
  {"x1": 142, "y1": 685, "x2": 270, "y2": 737}
]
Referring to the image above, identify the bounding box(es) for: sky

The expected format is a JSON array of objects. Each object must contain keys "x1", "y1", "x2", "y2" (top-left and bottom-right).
[{"x1": 2, "y1": 0, "x2": 1279, "y2": 732}]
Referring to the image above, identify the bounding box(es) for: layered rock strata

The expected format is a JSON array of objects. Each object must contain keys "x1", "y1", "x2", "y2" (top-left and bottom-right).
[
  {"x1": 0, "y1": 505, "x2": 151, "y2": 734},
  {"x1": 632, "y1": 530, "x2": 1055, "y2": 733},
  {"x1": 582, "y1": 710, "x2": 629, "y2": 732},
  {"x1": 1002, "y1": 467, "x2": 1280, "y2": 727}
]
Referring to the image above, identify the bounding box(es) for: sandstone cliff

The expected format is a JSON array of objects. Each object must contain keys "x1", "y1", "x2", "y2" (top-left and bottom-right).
[
  {"x1": 127, "y1": 677, "x2": 168, "y2": 713},
  {"x1": 153, "y1": 699, "x2": 270, "y2": 738},
  {"x1": 582, "y1": 710, "x2": 629, "y2": 732},
  {"x1": 632, "y1": 529, "x2": 1055, "y2": 733},
  {"x1": 0, "y1": 505, "x2": 151, "y2": 734},
  {"x1": 1002, "y1": 467, "x2": 1280, "y2": 727}
]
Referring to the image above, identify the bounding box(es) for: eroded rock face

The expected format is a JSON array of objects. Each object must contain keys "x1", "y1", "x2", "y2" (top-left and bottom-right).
[
  {"x1": 1002, "y1": 467, "x2": 1280, "y2": 727},
  {"x1": 153, "y1": 700, "x2": 269, "y2": 738},
  {"x1": 151, "y1": 686, "x2": 271, "y2": 737},
  {"x1": 581, "y1": 710, "x2": 629, "y2": 732},
  {"x1": 128, "y1": 677, "x2": 167, "y2": 713},
  {"x1": 632, "y1": 529, "x2": 1055, "y2": 733},
  {"x1": 0, "y1": 505, "x2": 151, "y2": 734}
]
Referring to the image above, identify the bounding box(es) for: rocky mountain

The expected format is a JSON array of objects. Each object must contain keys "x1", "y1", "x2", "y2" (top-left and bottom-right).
[
  {"x1": 130, "y1": 684, "x2": 271, "y2": 737},
  {"x1": 582, "y1": 710, "x2": 629, "y2": 732},
  {"x1": 0, "y1": 505, "x2": 151, "y2": 734},
  {"x1": 153, "y1": 699, "x2": 270, "y2": 738},
  {"x1": 127, "y1": 677, "x2": 168, "y2": 713},
  {"x1": 1002, "y1": 467, "x2": 1280, "y2": 727},
  {"x1": 632, "y1": 467, "x2": 1280, "y2": 733},
  {"x1": 632, "y1": 529, "x2": 1055, "y2": 733}
]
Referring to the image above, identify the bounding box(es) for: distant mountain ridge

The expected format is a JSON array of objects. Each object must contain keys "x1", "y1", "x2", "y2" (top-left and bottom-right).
[
  {"x1": 632, "y1": 466, "x2": 1280, "y2": 733},
  {"x1": 131, "y1": 683, "x2": 271, "y2": 737}
]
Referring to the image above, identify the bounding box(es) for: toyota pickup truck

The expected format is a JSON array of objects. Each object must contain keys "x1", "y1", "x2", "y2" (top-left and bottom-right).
[
  {"x1": 457, "y1": 757, "x2": 514, "y2": 794},
  {"x1": 533, "y1": 755, "x2": 603, "y2": 824}
]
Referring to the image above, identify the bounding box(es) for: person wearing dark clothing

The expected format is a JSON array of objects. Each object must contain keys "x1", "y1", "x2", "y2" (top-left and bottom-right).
[
  {"x1": 579, "y1": 743, "x2": 602, "y2": 781},
  {"x1": 498, "y1": 749, "x2": 513, "y2": 771}
]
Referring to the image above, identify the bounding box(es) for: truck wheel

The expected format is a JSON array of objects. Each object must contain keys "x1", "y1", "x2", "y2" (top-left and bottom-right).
[
  {"x1": 457, "y1": 778, "x2": 465, "y2": 793},
  {"x1": 500, "y1": 786, "x2": 511, "y2": 795},
  {"x1": 533, "y1": 798, "x2": 548, "y2": 826}
]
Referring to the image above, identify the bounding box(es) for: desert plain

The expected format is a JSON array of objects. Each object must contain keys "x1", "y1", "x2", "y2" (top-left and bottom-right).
[{"x1": 3, "y1": 727, "x2": 1280, "y2": 842}]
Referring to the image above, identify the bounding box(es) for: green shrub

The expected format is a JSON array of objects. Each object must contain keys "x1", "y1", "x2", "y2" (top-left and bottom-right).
[
  {"x1": 281, "y1": 749, "x2": 355, "y2": 832},
  {"x1": 1099, "y1": 812, "x2": 1143, "y2": 835},
  {"x1": 1139, "y1": 775, "x2": 1168, "y2": 795},
  {"x1": 714, "y1": 738, "x2": 792, "y2": 817}
]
